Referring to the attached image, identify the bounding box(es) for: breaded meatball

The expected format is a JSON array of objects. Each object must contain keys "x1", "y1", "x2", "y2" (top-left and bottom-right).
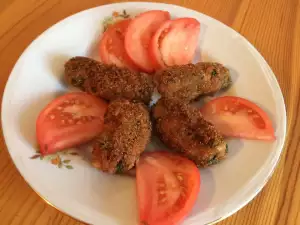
[
  {"x1": 155, "y1": 62, "x2": 231, "y2": 102},
  {"x1": 91, "y1": 99, "x2": 151, "y2": 173},
  {"x1": 152, "y1": 98, "x2": 227, "y2": 167},
  {"x1": 64, "y1": 57, "x2": 154, "y2": 104}
]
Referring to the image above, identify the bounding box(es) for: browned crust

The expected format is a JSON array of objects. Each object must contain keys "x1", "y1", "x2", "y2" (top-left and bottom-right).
[
  {"x1": 155, "y1": 62, "x2": 231, "y2": 102},
  {"x1": 64, "y1": 56, "x2": 154, "y2": 104},
  {"x1": 91, "y1": 99, "x2": 151, "y2": 173},
  {"x1": 152, "y1": 98, "x2": 227, "y2": 167}
]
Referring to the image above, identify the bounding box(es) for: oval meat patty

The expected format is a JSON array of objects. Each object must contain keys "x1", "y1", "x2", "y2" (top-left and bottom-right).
[
  {"x1": 152, "y1": 98, "x2": 227, "y2": 167},
  {"x1": 155, "y1": 62, "x2": 231, "y2": 102},
  {"x1": 91, "y1": 99, "x2": 151, "y2": 174},
  {"x1": 64, "y1": 56, "x2": 154, "y2": 104}
]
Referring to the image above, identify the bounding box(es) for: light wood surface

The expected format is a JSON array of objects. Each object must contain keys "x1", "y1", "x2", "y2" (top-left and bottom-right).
[{"x1": 0, "y1": 0, "x2": 299, "y2": 224}]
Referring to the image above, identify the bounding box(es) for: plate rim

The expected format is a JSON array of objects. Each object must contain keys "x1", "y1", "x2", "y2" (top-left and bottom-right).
[{"x1": 1, "y1": 2, "x2": 287, "y2": 225}]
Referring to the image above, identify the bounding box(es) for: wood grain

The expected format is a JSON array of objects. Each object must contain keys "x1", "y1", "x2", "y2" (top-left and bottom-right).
[{"x1": 0, "y1": 0, "x2": 299, "y2": 224}]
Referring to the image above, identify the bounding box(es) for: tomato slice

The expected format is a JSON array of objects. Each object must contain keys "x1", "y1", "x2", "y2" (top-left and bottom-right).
[
  {"x1": 124, "y1": 10, "x2": 171, "y2": 72},
  {"x1": 36, "y1": 92, "x2": 108, "y2": 155},
  {"x1": 136, "y1": 151, "x2": 200, "y2": 225},
  {"x1": 99, "y1": 19, "x2": 139, "y2": 71},
  {"x1": 149, "y1": 18, "x2": 200, "y2": 70},
  {"x1": 200, "y1": 96, "x2": 276, "y2": 141}
]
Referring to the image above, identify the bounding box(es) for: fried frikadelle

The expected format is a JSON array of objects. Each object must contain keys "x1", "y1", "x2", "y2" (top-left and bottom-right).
[
  {"x1": 91, "y1": 99, "x2": 151, "y2": 173},
  {"x1": 155, "y1": 62, "x2": 231, "y2": 102},
  {"x1": 152, "y1": 98, "x2": 227, "y2": 167},
  {"x1": 64, "y1": 57, "x2": 154, "y2": 104}
]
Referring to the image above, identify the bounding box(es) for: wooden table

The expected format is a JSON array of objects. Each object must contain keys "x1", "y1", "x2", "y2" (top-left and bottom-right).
[{"x1": 0, "y1": 0, "x2": 299, "y2": 224}]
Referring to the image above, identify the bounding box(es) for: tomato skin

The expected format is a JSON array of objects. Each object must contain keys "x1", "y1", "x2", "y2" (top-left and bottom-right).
[
  {"x1": 124, "y1": 10, "x2": 171, "y2": 72},
  {"x1": 149, "y1": 18, "x2": 200, "y2": 70},
  {"x1": 200, "y1": 96, "x2": 276, "y2": 141},
  {"x1": 99, "y1": 19, "x2": 139, "y2": 71},
  {"x1": 136, "y1": 151, "x2": 200, "y2": 225},
  {"x1": 36, "y1": 92, "x2": 108, "y2": 155}
]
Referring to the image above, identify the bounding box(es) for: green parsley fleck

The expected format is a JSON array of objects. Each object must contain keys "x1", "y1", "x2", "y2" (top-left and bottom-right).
[
  {"x1": 207, "y1": 155, "x2": 219, "y2": 166},
  {"x1": 116, "y1": 161, "x2": 124, "y2": 173},
  {"x1": 211, "y1": 69, "x2": 217, "y2": 76}
]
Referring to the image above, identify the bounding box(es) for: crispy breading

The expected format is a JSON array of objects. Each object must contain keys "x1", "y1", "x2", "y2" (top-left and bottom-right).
[
  {"x1": 91, "y1": 99, "x2": 151, "y2": 173},
  {"x1": 152, "y1": 98, "x2": 227, "y2": 167},
  {"x1": 64, "y1": 56, "x2": 154, "y2": 104},
  {"x1": 155, "y1": 62, "x2": 231, "y2": 102}
]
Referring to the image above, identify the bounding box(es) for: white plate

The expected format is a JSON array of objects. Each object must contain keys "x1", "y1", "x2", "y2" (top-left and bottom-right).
[{"x1": 1, "y1": 2, "x2": 286, "y2": 225}]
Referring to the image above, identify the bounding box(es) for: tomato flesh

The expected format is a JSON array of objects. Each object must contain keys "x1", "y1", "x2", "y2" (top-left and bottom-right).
[
  {"x1": 200, "y1": 96, "x2": 276, "y2": 141},
  {"x1": 136, "y1": 151, "x2": 200, "y2": 225},
  {"x1": 149, "y1": 18, "x2": 200, "y2": 70},
  {"x1": 99, "y1": 19, "x2": 138, "y2": 71},
  {"x1": 124, "y1": 10, "x2": 171, "y2": 72},
  {"x1": 36, "y1": 92, "x2": 108, "y2": 155}
]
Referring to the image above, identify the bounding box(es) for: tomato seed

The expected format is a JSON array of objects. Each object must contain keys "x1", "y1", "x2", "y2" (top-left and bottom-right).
[
  {"x1": 50, "y1": 115, "x2": 55, "y2": 120},
  {"x1": 181, "y1": 191, "x2": 186, "y2": 197},
  {"x1": 176, "y1": 173, "x2": 183, "y2": 181},
  {"x1": 160, "y1": 197, "x2": 167, "y2": 204},
  {"x1": 107, "y1": 45, "x2": 113, "y2": 51},
  {"x1": 68, "y1": 119, "x2": 74, "y2": 124},
  {"x1": 158, "y1": 183, "x2": 165, "y2": 188},
  {"x1": 230, "y1": 108, "x2": 236, "y2": 113}
]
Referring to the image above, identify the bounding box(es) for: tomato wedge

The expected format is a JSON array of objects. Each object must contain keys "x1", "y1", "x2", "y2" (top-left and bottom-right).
[
  {"x1": 99, "y1": 19, "x2": 138, "y2": 71},
  {"x1": 149, "y1": 18, "x2": 200, "y2": 70},
  {"x1": 124, "y1": 10, "x2": 171, "y2": 72},
  {"x1": 36, "y1": 92, "x2": 108, "y2": 155},
  {"x1": 136, "y1": 151, "x2": 200, "y2": 225},
  {"x1": 200, "y1": 96, "x2": 276, "y2": 141}
]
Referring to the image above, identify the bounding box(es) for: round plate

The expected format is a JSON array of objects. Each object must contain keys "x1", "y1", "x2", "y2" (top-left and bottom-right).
[{"x1": 1, "y1": 2, "x2": 286, "y2": 225}]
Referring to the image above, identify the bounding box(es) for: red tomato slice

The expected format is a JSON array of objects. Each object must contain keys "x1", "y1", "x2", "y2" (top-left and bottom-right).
[
  {"x1": 99, "y1": 19, "x2": 139, "y2": 71},
  {"x1": 149, "y1": 18, "x2": 200, "y2": 70},
  {"x1": 36, "y1": 92, "x2": 108, "y2": 155},
  {"x1": 136, "y1": 151, "x2": 200, "y2": 225},
  {"x1": 124, "y1": 10, "x2": 171, "y2": 72},
  {"x1": 200, "y1": 96, "x2": 276, "y2": 141}
]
